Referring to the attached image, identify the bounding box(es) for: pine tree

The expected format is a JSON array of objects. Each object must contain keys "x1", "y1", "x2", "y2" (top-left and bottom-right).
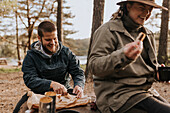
[
  {"x1": 85, "y1": 0, "x2": 105, "y2": 81},
  {"x1": 158, "y1": 0, "x2": 169, "y2": 64},
  {"x1": 0, "y1": 0, "x2": 77, "y2": 58},
  {"x1": 17, "y1": 0, "x2": 57, "y2": 49}
]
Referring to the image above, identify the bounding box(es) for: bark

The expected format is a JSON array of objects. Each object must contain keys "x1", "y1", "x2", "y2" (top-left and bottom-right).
[
  {"x1": 15, "y1": 11, "x2": 21, "y2": 66},
  {"x1": 27, "y1": 25, "x2": 34, "y2": 50},
  {"x1": 85, "y1": 0, "x2": 105, "y2": 81},
  {"x1": 57, "y1": 0, "x2": 63, "y2": 43},
  {"x1": 158, "y1": 0, "x2": 169, "y2": 64}
]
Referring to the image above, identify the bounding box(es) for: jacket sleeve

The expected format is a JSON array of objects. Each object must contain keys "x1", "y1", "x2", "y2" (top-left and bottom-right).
[
  {"x1": 88, "y1": 26, "x2": 134, "y2": 77},
  {"x1": 22, "y1": 53, "x2": 52, "y2": 94},
  {"x1": 67, "y1": 50, "x2": 85, "y2": 89}
]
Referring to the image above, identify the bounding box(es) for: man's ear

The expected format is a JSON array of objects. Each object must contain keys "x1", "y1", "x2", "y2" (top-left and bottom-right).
[
  {"x1": 126, "y1": 3, "x2": 131, "y2": 12},
  {"x1": 37, "y1": 35, "x2": 41, "y2": 42}
]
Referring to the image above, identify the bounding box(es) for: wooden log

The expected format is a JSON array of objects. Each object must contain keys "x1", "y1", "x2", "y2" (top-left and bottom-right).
[
  {"x1": 39, "y1": 97, "x2": 53, "y2": 113},
  {"x1": 45, "y1": 91, "x2": 57, "y2": 113}
]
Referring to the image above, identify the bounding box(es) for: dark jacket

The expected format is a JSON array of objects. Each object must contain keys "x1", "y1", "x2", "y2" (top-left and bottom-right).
[
  {"x1": 22, "y1": 41, "x2": 85, "y2": 94},
  {"x1": 88, "y1": 18, "x2": 158, "y2": 113}
]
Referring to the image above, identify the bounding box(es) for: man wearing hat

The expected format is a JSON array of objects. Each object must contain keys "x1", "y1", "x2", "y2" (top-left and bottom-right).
[{"x1": 88, "y1": 0, "x2": 170, "y2": 113}]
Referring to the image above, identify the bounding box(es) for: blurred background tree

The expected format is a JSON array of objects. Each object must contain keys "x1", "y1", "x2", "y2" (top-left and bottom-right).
[
  {"x1": 0, "y1": 0, "x2": 169, "y2": 69},
  {"x1": 157, "y1": 0, "x2": 169, "y2": 65},
  {"x1": 0, "y1": 0, "x2": 80, "y2": 62},
  {"x1": 85, "y1": 0, "x2": 105, "y2": 81}
]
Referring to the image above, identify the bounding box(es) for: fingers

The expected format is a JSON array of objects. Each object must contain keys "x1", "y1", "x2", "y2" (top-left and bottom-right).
[
  {"x1": 73, "y1": 85, "x2": 83, "y2": 98},
  {"x1": 77, "y1": 91, "x2": 83, "y2": 98},
  {"x1": 124, "y1": 40, "x2": 143, "y2": 60},
  {"x1": 62, "y1": 88, "x2": 68, "y2": 95},
  {"x1": 56, "y1": 86, "x2": 67, "y2": 95},
  {"x1": 51, "y1": 81, "x2": 67, "y2": 95},
  {"x1": 51, "y1": 82, "x2": 83, "y2": 98}
]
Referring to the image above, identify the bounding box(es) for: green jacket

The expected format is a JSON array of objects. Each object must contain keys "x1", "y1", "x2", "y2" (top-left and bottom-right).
[{"x1": 88, "y1": 18, "x2": 158, "y2": 113}]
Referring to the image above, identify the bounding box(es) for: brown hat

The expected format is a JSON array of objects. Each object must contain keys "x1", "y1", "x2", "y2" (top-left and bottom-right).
[{"x1": 117, "y1": 0, "x2": 168, "y2": 11}]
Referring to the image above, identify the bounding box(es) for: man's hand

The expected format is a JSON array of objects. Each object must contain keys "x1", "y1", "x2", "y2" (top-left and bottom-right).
[
  {"x1": 124, "y1": 40, "x2": 143, "y2": 60},
  {"x1": 73, "y1": 85, "x2": 83, "y2": 98},
  {"x1": 50, "y1": 81, "x2": 67, "y2": 95}
]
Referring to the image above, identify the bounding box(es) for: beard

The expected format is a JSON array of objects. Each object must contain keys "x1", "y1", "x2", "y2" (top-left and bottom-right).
[
  {"x1": 41, "y1": 39, "x2": 57, "y2": 55},
  {"x1": 42, "y1": 44, "x2": 54, "y2": 55}
]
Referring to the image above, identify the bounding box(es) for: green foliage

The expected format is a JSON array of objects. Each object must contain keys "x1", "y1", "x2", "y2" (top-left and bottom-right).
[
  {"x1": 0, "y1": 0, "x2": 17, "y2": 16},
  {"x1": 1, "y1": 45, "x2": 17, "y2": 58},
  {"x1": 63, "y1": 29, "x2": 77, "y2": 39},
  {"x1": 0, "y1": 37, "x2": 89, "y2": 58},
  {"x1": 80, "y1": 64, "x2": 86, "y2": 71},
  {"x1": 0, "y1": 67, "x2": 21, "y2": 73},
  {"x1": 0, "y1": 35, "x2": 18, "y2": 58},
  {"x1": 0, "y1": 0, "x2": 77, "y2": 48},
  {"x1": 60, "y1": 1, "x2": 77, "y2": 39},
  {"x1": 64, "y1": 38, "x2": 90, "y2": 56}
]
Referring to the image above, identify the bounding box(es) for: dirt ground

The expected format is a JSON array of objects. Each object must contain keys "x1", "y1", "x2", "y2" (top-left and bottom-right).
[{"x1": 0, "y1": 68, "x2": 169, "y2": 113}]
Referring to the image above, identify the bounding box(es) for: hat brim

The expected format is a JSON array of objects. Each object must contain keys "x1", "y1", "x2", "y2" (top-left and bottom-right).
[{"x1": 117, "y1": 0, "x2": 168, "y2": 11}]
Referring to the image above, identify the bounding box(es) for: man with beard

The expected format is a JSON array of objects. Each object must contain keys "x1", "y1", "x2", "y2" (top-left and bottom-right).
[{"x1": 13, "y1": 21, "x2": 85, "y2": 113}]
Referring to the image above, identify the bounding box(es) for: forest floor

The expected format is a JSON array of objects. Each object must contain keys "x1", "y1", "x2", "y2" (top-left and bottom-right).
[{"x1": 0, "y1": 65, "x2": 169, "y2": 113}]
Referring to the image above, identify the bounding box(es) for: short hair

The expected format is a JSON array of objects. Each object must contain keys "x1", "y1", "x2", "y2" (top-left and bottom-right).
[{"x1": 38, "y1": 21, "x2": 57, "y2": 38}]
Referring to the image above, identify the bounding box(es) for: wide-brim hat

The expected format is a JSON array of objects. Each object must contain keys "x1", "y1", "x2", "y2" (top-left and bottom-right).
[{"x1": 117, "y1": 0, "x2": 168, "y2": 11}]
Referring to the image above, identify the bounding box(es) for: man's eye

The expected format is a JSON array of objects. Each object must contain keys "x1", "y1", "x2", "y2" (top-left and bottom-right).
[
  {"x1": 45, "y1": 39, "x2": 51, "y2": 41},
  {"x1": 139, "y1": 7, "x2": 145, "y2": 11}
]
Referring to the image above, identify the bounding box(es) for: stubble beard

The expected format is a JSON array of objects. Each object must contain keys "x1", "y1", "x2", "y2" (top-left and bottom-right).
[{"x1": 41, "y1": 39, "x2": 57, "y2": 55}]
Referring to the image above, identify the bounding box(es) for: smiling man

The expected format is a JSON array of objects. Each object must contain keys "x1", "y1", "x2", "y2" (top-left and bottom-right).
[
  {"x1": 38, "y1": 25, "x2": 59, "y2": 55},
  {"x1": 24, "y1": 20, "x2": 85, "y2": 96},
  {"x1": 88, "y1": 0, "x2": 170, "y2": 113},
  {"x1": 13, "y1": 21, "x2": 85, "y2": 113}
]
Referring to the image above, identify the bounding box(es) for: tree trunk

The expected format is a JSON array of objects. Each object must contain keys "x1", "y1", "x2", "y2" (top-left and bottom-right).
[
  {"x1": 27, "y1": 0, "x2": 31, "y2": 50},
  {"x1": 27, "y1": 25, "x2": 33, "y2": 50},
  {"x1": 157, "y1": 0, "x2": 169, "y2": 64},
  {"x1": 85, "y1": 0, "x2": 105, "y2": 82},
  {"x1": 15, "y1": 11, "x2": 21, "y2": 66},
  {"x1": 57, "y1": 0, "x2": 63, "y2": 43}
]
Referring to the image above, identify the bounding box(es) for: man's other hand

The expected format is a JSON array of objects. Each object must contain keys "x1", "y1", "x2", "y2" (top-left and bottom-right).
[
  {"x1": 73, "y1": 85, "x2": 83, "y2": 98},
  {"x1": 50, "y1": 81, "x2": 67, "y2": 95}
]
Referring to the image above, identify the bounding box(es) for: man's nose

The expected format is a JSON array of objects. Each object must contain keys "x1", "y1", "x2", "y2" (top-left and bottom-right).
[{"x1": 50, "y1": 39, "x2": 55, "y2": 45}]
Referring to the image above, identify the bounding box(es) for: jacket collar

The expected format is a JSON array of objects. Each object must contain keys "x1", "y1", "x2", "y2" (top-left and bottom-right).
[
  {"x1": 109, "y1": 19, "x2": 152, "y2": 38},
  {"x1": 56, "y1": 41, "x2": 63, "y2": 55},
  {"x1": 31, "y1": 41, "x2": 63, "y2": 58}
]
